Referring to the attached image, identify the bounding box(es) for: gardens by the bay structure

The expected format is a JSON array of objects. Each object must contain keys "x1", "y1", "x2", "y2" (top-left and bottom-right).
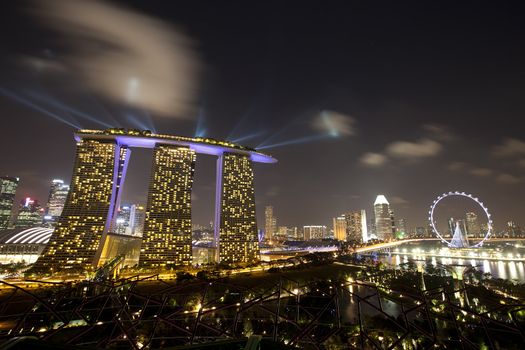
[{"x1": 0, "y1": 257, "x2": 524, "y2": 350}]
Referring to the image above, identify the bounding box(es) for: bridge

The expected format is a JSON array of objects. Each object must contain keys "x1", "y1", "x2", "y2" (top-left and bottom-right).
[{"x1": 354, "y1": 237, "x2": 525, "y2": 253}]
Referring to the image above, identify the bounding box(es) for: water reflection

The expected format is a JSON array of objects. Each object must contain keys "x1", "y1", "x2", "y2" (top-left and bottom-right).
[{"x1": 377, "y1": 241, "x2": 525, "y2": 282}]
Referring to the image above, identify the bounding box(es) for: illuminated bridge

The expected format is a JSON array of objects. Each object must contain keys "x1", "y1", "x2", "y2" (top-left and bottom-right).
[
  {"x1": 355, "y1": 238, "x2": 525, "y2": 255},
  {"x1": 32, "y1": 129, "x2": 276, "y2": 273}
]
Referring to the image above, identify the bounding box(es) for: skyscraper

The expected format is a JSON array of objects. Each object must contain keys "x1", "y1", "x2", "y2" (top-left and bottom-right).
[
  {"x1": 32, "y1": 139, "x2": 129, "y2": 272},
  {"x1": 0, "y1": 176, "x2": 19, "y2": 230},
  {"x1": 114, "y1": 205, "x2": 132, "y2": 235},
  {"x1": 216, "y1": 153, "x2": 259, "y2": 264},
  {"x1": 345, "y1": 210, "x2": 367, "y2": 243},
  {"x1": 139, "y1": 145, "x2": 195, "y2": 268},
  {"x1": 131, "y1": 204, "x2": 146, "y2": 236},
  {"x1": 374, "y1": 195, "x2": 394, "y2": 241},
  {"x1": 265, "y1": 206, "x2": 277, "y2": 241},
  {"x1": 44, "y1": 179, "x2": 70, "y2": 223},
  {"x1": 114, "y1": 204, "x2": 146, "y2": 236},
  {"x1": 15, "y1": 197, "x2": 44, "y2": 228},
  {"x1": 333, "y1": 216, "x2": 347, "y2": 241},
  {"x1": 396, "y1": 218, "x2": 407, "y2": 238},
  {"x1": 32, "y1": 128, "x2": 276, "y2": 272},
  {"x1": 506, "y1": 221, "x2": 521, "y2": 238},
  {"x1": 465, "y1": 212, "x2": 480, "y2": 238}
]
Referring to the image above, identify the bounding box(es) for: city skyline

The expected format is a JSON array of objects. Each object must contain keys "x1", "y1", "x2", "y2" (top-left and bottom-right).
[
  {"x1": 1, "y1": 1, "x2": 525, "y2": 230},
  {"x1": 1, "y1": 3, "x2": 525, "y2": 349},
  {"x1": 1, "y1": 173, "x2": 516, "y2": 235}
]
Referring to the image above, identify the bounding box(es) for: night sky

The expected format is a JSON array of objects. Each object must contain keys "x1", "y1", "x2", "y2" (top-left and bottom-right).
[{"x1": 1, "y1": 0, "x2": 525, "y2": 231}]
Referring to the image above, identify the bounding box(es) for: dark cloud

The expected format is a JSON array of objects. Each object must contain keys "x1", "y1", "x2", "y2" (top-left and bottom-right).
[
  {"x1": 359, "y1": 152, "x2": 388, "y2": 167},
  {"x1": 385, "y1": 138, "x2": 442, "y2": 159},
  {"x1": 29, "y1": 0, "x2": 201, "y2": 117},
  {"x1": 492, "y1": 138, "x2": 525, "y2": 158}
]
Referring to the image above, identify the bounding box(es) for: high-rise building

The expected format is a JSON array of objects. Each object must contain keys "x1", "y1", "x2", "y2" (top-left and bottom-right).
[
  {"x1": 15, "y1": 197, "x2": 44, "y2": 228},
  {"x1": 114, "y1": 204, "x2": 146, "y2": 236},
  {"x1": 131, "y1": 204, "x2": 146, "y2": 236},
  {"x1": 374, "y1": 195, "x2": 394, "y2": 241},
  {"x1": 465, "y1": 212, "x2": 480, "y2": 238},
  {"x1": 265, "y1": 206, "x2": 277, "y2": 241},
  {"x1": 344, "y1": 210, "x2": 368, "y2": 243},
  {"x1": 276, "y1": 226, "x2": 301, "y2": 240},
  {"x1": 32, "y1": 139, "x2": 130, "y2": 272},
  {"x1": 32, "y1": 128, "x2": 276, "y2": 272},
  {"x1": 396, "y1": 218, "x2": 407, "y2": 238},
  {"x1": 44, "y1": 179, "x2": 70, "y2": 223},
  {"x1": 139, "y1": 145, "x2": 195, "y2": 268},
  {"x1": 506, "y1": 221, "x2": 521, "y2": 238},
  {"x1": 114, "y1": 205, "x2": 132, "y2": 235},
  {"x1": 0, "y1": 176, "x2": 19, "y2": 230},
  {"x1": 277, "y1": 226, "x2": 287, "y2": 239},
  {"x1": 289, "y1": 226, "x2": 301, "y2": 240},
  {"x1": 216, "y1": 153, "x2": 259, "y2": 264},
  {"x1": 360, "y1": 210, "x2": 369, "y2": 242},
  {"x1": 303, "y1": 225, "x2": 327, "y2": 240},
  {"x1": 333, "y1": 216, "x2": 347, "y2": 241},
  {"x1": 415, "y1": 226, "x2": 427, "y2": 238}
]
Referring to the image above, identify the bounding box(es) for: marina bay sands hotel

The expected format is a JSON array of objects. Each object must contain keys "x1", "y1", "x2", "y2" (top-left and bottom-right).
[{"x1": 32, "y1": 129, "x2": 276, "y2": 272}]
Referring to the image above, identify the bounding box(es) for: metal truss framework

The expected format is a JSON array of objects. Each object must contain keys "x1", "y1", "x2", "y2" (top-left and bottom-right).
[{"x1": 0, "y1": 274, "x2": 524, "y2": 349}]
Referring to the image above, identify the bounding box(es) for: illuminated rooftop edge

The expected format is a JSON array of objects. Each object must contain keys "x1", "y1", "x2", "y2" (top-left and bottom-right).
[{"x1": 75, "y1": 129, "x2": 277, "y2": 164}]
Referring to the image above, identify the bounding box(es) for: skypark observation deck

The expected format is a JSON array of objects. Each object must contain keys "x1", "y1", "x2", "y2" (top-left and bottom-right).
[
  {"x1": 75, "y1": 129, "x2": 277, "y2": 163},
  {"x1": 31, "y1": 128, "x2": 276, "y2": 273}
]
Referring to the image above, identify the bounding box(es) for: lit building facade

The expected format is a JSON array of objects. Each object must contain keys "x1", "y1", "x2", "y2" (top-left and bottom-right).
[
  {"x1": 396, "y1": 218, "x2": 407, "y2": 238},
  {"x1": 505, "y1": 221, "x2": 521, "y2": 238},
  {"x1": 333, "y1": 216, "x2": 346, "y2": 241},
  {"x1": 114, "y1": 204, "x2": 146, "y2": 236},
  {"x1": 216, "y1": 153, "x2": 259, "y2": 264},
  {"x1": 15, "y1": 198, "x2": 44, "y2": 228},
  {"x1": 44, "y1": 179, "x2": 70, "y2": 223},
  {"x1": 0, "y1": 176, "x2": 19, "y2": 230},
  {"x1": 345, "y1": 210, "x2": 367, "y2": 243},
  {"x1": 465, "y1": 212, "x2": 480, "y2": 237},
  {"x1": 277, "y1": 226, "x2": 300, "y2": 241},
  {"x1": 139, "y1": 145, "x2": 195, "y2": 268},
  {"x1": 32, "y1": 139, "x2": 129, "y2": 272},
  {"x1": 374, "y1": 195, "x2": 394, "y2": 241},
  {"x1": 32, "y1": 129, "x2": 276, "y2": 273},
  {"x1": 303, "y1": 225, "x2": 327, "y2": 240},
  {"x1": 114, "y1": 205, "x2": 131, "y2": 235},
  {"x1": 131, "y1": 204, "x2": 145, "y2": 236},
  {"x1": 265, "y1": 206, "x2": 277, "y2": 241}
]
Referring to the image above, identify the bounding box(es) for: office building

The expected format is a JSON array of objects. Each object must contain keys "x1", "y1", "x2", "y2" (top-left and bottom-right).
[
  {"x1": 345, "y1": 210, "x2": 368, "y2": 243},
  {"x1": 303, "y1": 225, "x2": 327, "y2": 240},
  {"x1": 465, "y1": 212, "x2": 480, "y2": 238},
  {"x1": 374, "y1": 195, "x2": 395, "y2": 240},
  {"x1": 506, "y1": 221, "x2": 521, "y2": 238},
  {"x1": 265, "y1": 206, "x2": 277, "y2": 241},
  {"x1": 15, "y1": 198, "x2": 44, "y2": 228},
  {"x1": 333, "y1": 216, "x2": 346, "y2": 241},
  {"x1": 396, "y1": 218, "x2": 407, "y2": 238},
  {"x1": 44, "y1": 179, "x2": 70, "y2": 223},
  {"x1": 0, "y1": 176, "x2": 19, "y2": 230},
  {"x1": 277, "y1": 226, "x2": 300, "y2": 241}
]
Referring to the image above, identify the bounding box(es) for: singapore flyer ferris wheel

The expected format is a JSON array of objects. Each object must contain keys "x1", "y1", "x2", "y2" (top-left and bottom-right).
[{"x1": 429, "y1": 191, "x2": 493, "y2": 248}]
